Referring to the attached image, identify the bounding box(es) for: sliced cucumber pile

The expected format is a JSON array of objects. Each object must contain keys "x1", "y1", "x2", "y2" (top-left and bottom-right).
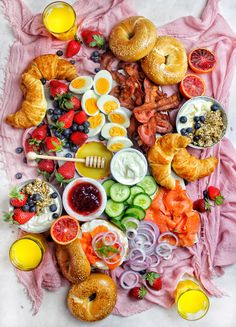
[{"x1": 102, "y1": 176, "x2": 158, "y2": 231}]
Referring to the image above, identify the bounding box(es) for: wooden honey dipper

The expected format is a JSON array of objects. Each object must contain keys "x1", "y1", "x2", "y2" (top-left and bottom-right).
[{"x1": 27, "y1": 152, "x2": 106, "y2": 169}]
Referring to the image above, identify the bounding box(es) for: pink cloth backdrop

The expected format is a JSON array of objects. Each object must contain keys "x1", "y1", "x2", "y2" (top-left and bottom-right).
[{"x1": 1, "y1": 0, "x2": 236, "y2": 317}]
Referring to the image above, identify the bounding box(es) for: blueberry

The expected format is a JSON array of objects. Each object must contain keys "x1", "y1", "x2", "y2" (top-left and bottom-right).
[
  {"x1": 49, "y1": 204, "x2": 57, "y2": 212},
  {"x1": 93, "y1": 57, "x2": 100, "y2": 63},
  {"x1": 70, "y1": 60, "x2": 75, "y2": 65},
  {"x1": 180, "y1": 128, "x2": 187, "y2": 136},
  {"x1": 179, "y1": 116, "x2": 187, "y2": 123},
  {"x1": 84, "y1": 127, "x2": 89, "y2": 134},
  {"x1": 29, "y1": 206, "x2": 36, "y2": 212},
  {"x1": 83, "y1": 121, "x2": 90, "y2": 128},
  {"x1": 90, "y1": 54, "x2": 95, "y2": 60},
  {"x1": 184, "y1": 179, "x2": 189, "y2": 186},
  {"x1": 211, "y1": 103, "x2": 220, "y2": 111},
  {"x1": 40, "y1": 78, "x2": 47, "y2": 85},
  {"x1": 15, "y1": 147, "x2": 23, "y2": 154},
  {"x1": 27, "y1": 198, "x2": 34, "y2": 206},
  {"x1": 56, "y1": 50, "x2": 63, "y2": 56},
  {"x1": 199, "y1": 115, "x2": 205, "y2": 123},
  {"x1": 70, "y1": 144, "x2": 78, "y2": 152},
  {"x1": 58, "y1": 134, "x2": 65, "y2": 140},
  {"x1": 63, "y1": 141, "x2": 70, "y2": 149},
  {"x1": 52, "y1": 213, "x2": 59, "y2": 219},
  {"x1": 94, "y1": 68, "x2": 100, "y2": 73},
  {"x1": 194, "y1": 122, "x2": 201, "y2": 130},
  {"x1": 194, "y1": 116, "x2": 200, "y2": 122},
  {"x1": 71, "y1": 123, "x2": 78, "y2": 131},
  {"x1": 186, "y1": 127, "x2": 193, "y2": 133},
  {"x1": 203, "y1": 190, "x2": 208, "y2": 199},
  {"x1": 54, "y1": 130, "x2": 61, "y2": 138},
  {"x1": 50, "y1": 192, "x2": 58, "y2": 199},
  {"x1": 53, "y1": 100, "x2": 59, "y2": 108},
  {"x1": 15, "y1": 172, "x2": 22, "y2": 179},
  {"x1": 77, "y1": 125, "x2": 84, "y2": 132},
  {"x1": 92, "y1": 51, "x2": 99, "y2": 57},
  {"x1": 47, "y1": 108, "x2": 54, "y2": 115},
  {"x1": 54, "y1": 108, "x2": 62, "y2": 116},
  {"x1": 139, "y1": 270, "x2": 147, "y2": 276},
  {"x1": 22, "y1": 204, "x2": 30, "y2": 212},
  {"x1": 51, "y1": 115, "x2": 59, "y2": 122},
  {"x1": 99, "y1": 134, "x2": 106, "y2": 141},
  {"x1": 23, "y1": 157, "x2": 27, "y2": 164},
  {"x1": 193, "y1": 135, "x2": 200, "y2": 142},
  {"x1": 62, "y1": 129, "x2": 72, "y2": 137},
  {"x1": 65, "y1": 153, "x2": 73, "y2": 158}
]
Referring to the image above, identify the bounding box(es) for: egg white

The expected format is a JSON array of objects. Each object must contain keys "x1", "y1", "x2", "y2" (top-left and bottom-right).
[
  {"x1": 108, "y1": 108, "x2": 130, "y2": 128},
  {"x1": 87, "y1": 113, "x2": 106, "y2": 137},
  {"x1": 101, "y1": 123, "x2": 127, "y2": 139},
  {"x1": 81, "y1": 90, "x2": 99, "y2": 116},
  {"x1": 69, "y1": 76, "x2": 93, "y2": 94},
  {"x1": 107, "y1": 136, "x2": 133, "y2": 152},
  {"x1": 94, "y1": 70, "x2": 113, "y2": 96}
]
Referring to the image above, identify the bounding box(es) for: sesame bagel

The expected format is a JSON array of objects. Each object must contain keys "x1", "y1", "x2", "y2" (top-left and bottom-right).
[
  {"x1": 141, "y1": 36, "x2": 188, "y2": 85},
  {"x1": 109, "y1": 16, "x2": 157, "y2": 62},
  {"x1": 67, "y1": 273, "x2": 117, "y2": 322}
]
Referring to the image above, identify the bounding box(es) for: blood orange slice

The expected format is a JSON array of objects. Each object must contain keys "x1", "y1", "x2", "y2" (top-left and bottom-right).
[
  {"x1": 188, "y1": 48, "x2": 216, "y2": 74},
  {"x1": 50, "y1": 215, "x2": 80, "y2": 245},
  {"x1": 179, "y1": 74, "x2": 206, "y2": 99}
]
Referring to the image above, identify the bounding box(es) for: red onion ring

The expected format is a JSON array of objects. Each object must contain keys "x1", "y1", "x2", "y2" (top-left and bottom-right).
[
  {"x1": 158, "y1": 232, "x2": 179, "y2": 248},
  {"x1": 129, "y1": 248, "x2": 146, "y2": 262},
  {"x1": 148, "y1": 254, "x2": 160, "y2": 268},
  {"x1": 126, "y1": 229, "x2": 138, "y2": 240},
  {"x1": 139, "y1": 221, "x2": 160, "y2": 237},
  {"x1": 119, "y1": 271, "x2": 140, "y2": 289},
  {"x1": 155, "y1": 242, "x2": 172, "y2": 258},
  {"x1": 130, "y1": 261, "x2": 149, "y2": 271}
]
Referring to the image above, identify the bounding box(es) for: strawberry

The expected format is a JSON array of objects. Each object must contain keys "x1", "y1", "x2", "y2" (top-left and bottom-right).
[
  {"x1": 56, "y1": 93, "x2": 81, "y2": 111},
  {"x1": 81, "y1": 30, "x2": 106, "y2": 49},
  {"x1": 3, "y1": 209, "x2": 35, "y2": 225},
  {"x1": 70, "y1": 131, "x2": 88, "y2": 146},
  {"x1": 25, "y1": 138, "x2": 41, "y2": 154},
  {"x1": 74, "y1": 111, "x2": 87, "y2": 125},
  {"x1": 129, "y1": 286, "x2": 147, "y2": 300},
  {"x1": 193, "y1": 198, "x2": 211, "y2": 213},
  {"x1": 45, "y1": 136, "x2": 63, "y2": 152},
  {"x1": 56, "y1": 110, "x2": 75, "y2": 130},
  {"x1": 38, "y1": 159, "x2": 55, "y2": 180},
  {"x1": 144, "y1": 272, "x2": 162, "y2": 291},
  {"x1": 66, "y1": 35, "x2": 82, "y2": 58},
  {"x1": 30, "y1": 124, "x2": 48, "y2": 144},
  {"x1": 49, "y1": 80, "x2": 68, "y2": 98},
  {"x1": 55, "y1": 162, "x2": 75, "y2": 185},
  {"x1": 9, "y1": 187, "x2": 28, "y2": 208},
  {"x1": 207, "y1": 186, "x2": 224, "y2": 205}
]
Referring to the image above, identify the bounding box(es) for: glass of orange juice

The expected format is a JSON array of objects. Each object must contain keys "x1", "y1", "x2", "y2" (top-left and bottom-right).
[
  {"x1": 43, "y1": 1, "x2": 77, "y2": 41},
  {"x1": 175, "y1": 279, "x2": 210, "y2": 321},
  {"x1": 9, "y1": 234, "x2": 47, "y2": 271}
]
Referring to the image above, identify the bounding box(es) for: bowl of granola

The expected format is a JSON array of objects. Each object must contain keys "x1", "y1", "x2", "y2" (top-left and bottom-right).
[{"x1": 176, "y1": 96, "x2": 227, "y2": 148}]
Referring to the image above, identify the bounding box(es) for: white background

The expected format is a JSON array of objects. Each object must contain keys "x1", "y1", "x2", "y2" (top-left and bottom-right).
[{"x1": 0, "y1": 1, "x2": 236, "y2": 327}]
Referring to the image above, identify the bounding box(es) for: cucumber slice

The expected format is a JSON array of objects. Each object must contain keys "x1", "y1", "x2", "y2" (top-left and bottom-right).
[
  {"x1": 110, "y1": 218, "x2": 125, "y2": 231},
  {"x1": 110, "y1": 183, "x2": 130, "y2": 203},
  {"x1": 133, "y1": 193, "x2": 152, "y2": 210},
  {"x1": 121, "y1": 216, "x2": 140, "y2": 230},
  {"x1": 125, "y1": 206, "x2": 145, "y2": 220},
  {"x1": 105, "y1": 199, "x2": 125, "y2": 218},
  {"x1": 110, "y1": 213, "x2": 124, "y2": 221},
  {"x1": 137, "y1": 175, "x2": 157, "y2": 195},
  {"x1": 102, "y1": 179, "x2": 116, "y2": 197},
  {"x1": 127, "y1": 186, "x2": 144, "y2": 205}
]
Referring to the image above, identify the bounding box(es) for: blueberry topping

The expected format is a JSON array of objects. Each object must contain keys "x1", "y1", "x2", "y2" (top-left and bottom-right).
[
  {"x1": 15, "y1": 147, "x2": 23, "y2": 154},
  {"x1": 77, "y1": 125, "x2": 84, "y2": 132},
  {"x1": 52, "y1": 213, "x2": 59, "y2": 219},
  {"x1": 193, "y1": 135, "x2": 200, "y2": 142},
  {"x1": 40, "y1": 78, "x2": 47, "y2": 85},
  {"x1": 194, "y1": 122, "x2": 201, "y2": 130},
  {"x1": 180, "y1": 128, "x2": 187, "y2": 136},
  {"x1": 29, "y1": 206, "x2": 36, "y2": 212},
  {"x1": 194, "y1": 116, "x2": 200, "y2": 122},
  {"x1": 47, "y1": 108, "x2": 54, "y2": 115},
  {"x1": 71, "y1": 123, "x2": 78, "y2": 131},
  {"x1": 56, "y1": 50, "x2": 63, "y2": 56},
  {"x1": 53, "y1": 100, "x2": 59, "y2": 108},
  {"x1": 84, "y1": 127, "x2": 89, "y2": 134},
  {"x1": 92, "y1": 51, "x2": 99, "y2": 57},
  {"x1": 199, "y1": 115, "x2": 205, "y2": 123},
  {"x1": 65, "y1": 153, "x2": 73, "y2": 158},
  {"x1": 83, "y1": 121, "x2": 90, "y2": 128},
  {"x1": 15, "y1": 172, "x2": 22, "y2": 179},
  {"x1": 70, "y1": 60, "x2": 75, "y2": 65},
  {"x1": 179, "y1": 116, "x2": 187, "y2": 123},
  {"x1": 22, "y1": 204, "x2": 30, "y2": 212},
  {"x1": 50, "y1": 192, "x2": 58, "y2": 199},
  {"x1": 186, "y1": 127, "x2": 193, "y2": 133},
  {"x1": 94, "y1": 68, "x2": 100, "y2": 73},
  {"x1": 211, "y1": 103, "x2": 220, "y2": 111},
  {"x1": 99, "y1": 134, "x2": 106, "y2": 141},
  {"x1": 49, "y1": 204, "x2": 57, "y2": 212}
]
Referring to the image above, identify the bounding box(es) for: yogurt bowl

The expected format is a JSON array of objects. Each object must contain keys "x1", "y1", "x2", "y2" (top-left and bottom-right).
[
  {"x1": 63, "y1": 177, "x2": 107, "y2": 221},
  {"x1": 110, "y1": 148, "x2": 148, "y2": 185}
]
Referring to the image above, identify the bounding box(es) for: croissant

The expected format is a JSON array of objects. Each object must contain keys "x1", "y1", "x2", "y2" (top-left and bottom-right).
[
  {"x1": 172, "y1": 148, "x2": 218, "y2": 182},
  {"x1": 148, "y1": 134, "x2": 191, "y2": 189},
  {"x1": 6, "y1": 54, "x2": 77, "y2": 128}
]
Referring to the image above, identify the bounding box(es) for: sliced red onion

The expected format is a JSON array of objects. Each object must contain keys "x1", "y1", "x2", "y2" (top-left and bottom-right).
[
  {"x1": 126, "y1": 229, "x2": 138, "y2": 240},
  {"x1": 140, "y1": 221, "x2": 160, "y2": 237},
  {"x1": 148, "y1": 254, "x2": 160, "y2": 268},
  {"x1": 158, "y1": 232, "x2": 179, "y2": 248},
  {"x1": 119, "y1": 271, "x2": 139, "y2": 289},
  {"x1": 102, "y1": 231, "x2": 118, "y2": 246},
  {"x1": 155, "y1": 243, "x2": 172, "y2": 258},
  {"x1": 130, "y1": 261, "x2": 149, "y2": 271},
  {"x1": 129, "y1": 248, "x2": 146, "y2": 261}
]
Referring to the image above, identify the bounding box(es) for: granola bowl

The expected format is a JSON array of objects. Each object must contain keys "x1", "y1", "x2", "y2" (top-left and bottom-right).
[
  {"x1": 9, "y1": 178, "x2": 62, "y2": 233},
  {"x1": 176, "y1": 96, "x2": 228, "y2": 149}
]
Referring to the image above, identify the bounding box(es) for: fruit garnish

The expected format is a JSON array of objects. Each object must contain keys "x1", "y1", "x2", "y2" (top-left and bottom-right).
[
  {"x1": 81, "y1": 30, "x2": 106, "y2": 49},
  {"x1": 207, "y1": 186, "x2": 224, "y2": 205},
  {"x1": 179, "y1": 74, "x2": 206, "y2": 99},
  {"x1": 37, "y1": 159, "x2": 55, "y2": 180},
  {"x1": 49, "y1": 80, "x2": 68, "y2": 98},
  {"x1": 50, "y1": 215, "x2": 80, "y2": 245},
  {"x1": 193, "y1": 198, "x2": 211, "y2": 212},
  {"x1": 25, "y1": 138, "x2": 41, "y2": 154},
  {"x1": 66, "y1": 35, "x2": 82, "y2": 58},
  {"x1": 56, "y1": 50, "x2": 63, "y2": 56},
  {"x1": 30, "y1": 124, "x2": 48, "y2": 144},
  {"x1": 70, "y1": 131, "x2": 88, "y2": 146},
  {"x1": 74, "y1": 111, "x2": 87, "y2": 125},
  {"x1": 3, "y1": 209, "x2": 35, "y2": 225},
  {"x1": 55, "y1": 93, "x2": 81, "y2": 111},
  {"x1": 45, "y1": 136, "x2": 63, "y2": 152},
  {"x1": 144, "y1": 272, "x2": 162, "y2": 291},
  {"x1": 9, "y1": 187, "x2": 28, "y2": 207},
  {"x1": 129, "y1": 286, "x2": 147, "y2": 300},
  {"x1": 55, "y1": 162, "x2": 75, "y2": 185},
  {"x1": 56, "y1": 110, "x2": 75, "y2": 130},
  {"x1": 188, "y1": 48, "x2": 216, "y2": 74},
  {"x1": 15, "y1": 172, "x2": 23, "y2": 180}
]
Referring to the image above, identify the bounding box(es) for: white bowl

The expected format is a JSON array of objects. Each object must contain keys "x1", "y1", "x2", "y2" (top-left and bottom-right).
[
  {"x1": 62, "y1": 177, "x2": 107, "y2": 222},
  {"x1": 110, "y1": 148, "x2": 148, "y2": 186}
]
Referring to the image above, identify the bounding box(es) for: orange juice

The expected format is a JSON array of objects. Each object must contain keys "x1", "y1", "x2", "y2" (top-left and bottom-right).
[
  {"x1": 43, "y1": 2, "x2": 77, "y2": 40},
  {"x1": 9, "y1": 234, "x2": 47, "y2": 271},
  {"x1": 175, "y1": 280, "x2": 210, "y2": 320}
]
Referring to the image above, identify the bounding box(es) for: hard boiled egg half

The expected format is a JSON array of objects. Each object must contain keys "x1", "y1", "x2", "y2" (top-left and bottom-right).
[
  {"x1": 97, "y1": 95, "x2": 120, "y2": 115},
  {"x1": 69, "y1": 76, "x2": 93, "y2": 94},
  {"x1": 94, "y1": 70, "x2": 112, "y2": 96},
  {"x1": 107, "y1": 136, "x2": 133, "y2": 152},
  {"x1": 101, "y1": 123, "x2": 127, "y2": 139},
  {"x1": 81, "y1": 90, "x2": 99, "y2": 116},
  {"x1": 108, "y1": 108, "x2": 130, "y2": 128},
  {"x1": 87, "y1": 113, "x2": 105, "y2": 137}
]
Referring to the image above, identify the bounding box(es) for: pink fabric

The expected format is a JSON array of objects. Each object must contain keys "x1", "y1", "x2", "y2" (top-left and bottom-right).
[{"x1": 1, "y1": 0, "x2": 236, "y2": 317}]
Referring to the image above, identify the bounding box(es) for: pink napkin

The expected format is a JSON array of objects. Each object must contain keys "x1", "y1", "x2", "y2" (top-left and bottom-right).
[{"x1": 2, "y1": 0, "x2": 236, "y2": 317}]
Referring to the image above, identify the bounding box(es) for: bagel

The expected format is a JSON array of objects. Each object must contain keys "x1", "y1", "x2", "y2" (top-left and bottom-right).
[
  {"x1": 109, "y1": 16, "x2": 157, "y2": 62},
  {"x1": 141, "y1": 36, "x2": 188, "y2": 85},
  {"x1": 67, "y1": 273, "x2": 117, "y2": 322},
  {"x1": 56, "y1": 238, "x2": 90, "y2": 283}
]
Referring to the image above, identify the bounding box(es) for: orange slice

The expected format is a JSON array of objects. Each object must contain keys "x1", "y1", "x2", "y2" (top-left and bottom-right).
[
  {"x1": 188, "y1": 48, "x2": 216, "y2": 74},
  {"x1": 179, "y1": 74, "x2": 206, "y2": 99},
  {"x1": 50, "y1": 215, "x2": 80, "y2": 245}
]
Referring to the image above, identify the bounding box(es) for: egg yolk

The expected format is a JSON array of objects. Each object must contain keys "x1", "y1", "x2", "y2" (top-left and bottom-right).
[
  {"x1": 110, "y1": 113, "x2": 125, "y2": 124},
  {"x1": 109, "y1": 143, "x2": 124, "y2": 151},
  {"x1": 103, "y1": 101, "x2": 118, "y2": 114},
  {"x1": 85, "y1": 98, "x2": 99, "y2": 115},
  {"x1": 109, "y1": 127, "x2": 126, "y2": 137},
  {"x1": 71, "y1": 78, "x2": 86, "y2": 89},
  {"x1": 96, "y1": 78, "x2": 110, "y2": 95},
  {"x1": 88, "y1": 114, "x2": 102, "y2": 129}
]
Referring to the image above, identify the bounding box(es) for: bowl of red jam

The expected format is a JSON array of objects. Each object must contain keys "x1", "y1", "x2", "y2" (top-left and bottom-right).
[{"x1": 62, "y1": 178, "x2": 107, "y2": 221}]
